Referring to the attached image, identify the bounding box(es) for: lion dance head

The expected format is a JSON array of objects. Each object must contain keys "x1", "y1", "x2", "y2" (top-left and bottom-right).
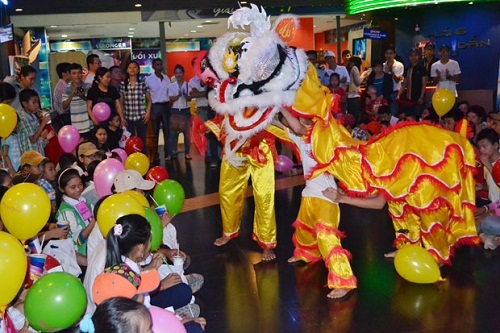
[{"x1": 201, "y1": 4, "x2": 309, "y2": 166}]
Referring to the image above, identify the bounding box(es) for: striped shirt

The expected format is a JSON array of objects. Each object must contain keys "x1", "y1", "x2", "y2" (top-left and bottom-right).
[
  {"x1": 119, "y1": 80, "x2": 149, "y2": 121},
  {"x1": 63, "y1": 83, "x2": 91, "y2": 134}
]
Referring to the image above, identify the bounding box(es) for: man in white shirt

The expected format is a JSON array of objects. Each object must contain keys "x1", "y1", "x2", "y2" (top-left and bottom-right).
[
  {"x1": 320, "y1": 50, "x2": 350, "y2": 89},
  {"x1": 145, "y1": 58, "x2": 170, "y2": 161},
  {"x1": 84, "y1": 54, "x2": 101, "y2": 85},
  {"x1": 53, "y1": 62, "x2": 71, "y2": 126},
  {"x1": 383, "y1": 46, "x2": 404, "y2": 116},
  {"x1": 188, "y1": 59, "x2": 220, "y2": 167},
  {"x1": 431, "y1": 44, "x2": 461, "y2": 96}
]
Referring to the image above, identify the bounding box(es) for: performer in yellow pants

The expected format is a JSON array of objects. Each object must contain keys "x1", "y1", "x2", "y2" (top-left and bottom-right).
[
  {"x1": 281, "y1": 108, "x2": 356, "y2": 299},
  {"x1": 218, "y1": 138, "x2": 277, "y2": 250}
]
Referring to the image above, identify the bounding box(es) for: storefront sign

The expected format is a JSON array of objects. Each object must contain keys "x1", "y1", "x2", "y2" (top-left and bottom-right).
[
  {"x1": 363, "y1": 28, "x2": 387, "y2": 40},
  {"x1": 92, "y1": 38, "x2": 131, "y2": 50},
  {"x1": 49, "y1": 41, "x2": 92, "y2": 51},
  {"x1": 166, "y1": 41, "x2": 200, "y2": 52}
]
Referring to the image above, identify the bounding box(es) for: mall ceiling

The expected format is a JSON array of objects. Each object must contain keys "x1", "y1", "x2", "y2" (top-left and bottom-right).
[{"x1": 8, "y1": 0, "x2": 344, "y2": 15}]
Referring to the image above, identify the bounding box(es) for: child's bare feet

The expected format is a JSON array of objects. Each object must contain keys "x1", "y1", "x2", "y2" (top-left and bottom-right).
[
  {"x1": 287, "y1": 256, "x2": 300, "y2": 264},
  {"x1": 384, "y1": 250, "x2": 398, "y2": 258},
  {"x1": 214, "y1": 236, "x2": 231, "y2": 246},
  {"x1": 262, "y1": 249, "x2": 276, "y2": 262},
  {"x1": 327, "y1": 288, "x2": 355, "y2": 299}
]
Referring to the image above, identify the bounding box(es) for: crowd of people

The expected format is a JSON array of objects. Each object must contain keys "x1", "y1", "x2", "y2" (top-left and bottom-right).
[{"x1": 0, "y1": 39, "x2": 498, "y2": 331}]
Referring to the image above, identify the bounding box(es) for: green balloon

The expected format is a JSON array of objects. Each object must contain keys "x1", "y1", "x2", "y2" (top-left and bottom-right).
[
  {"x1": 153, "y1": 179, "x2": 185, "y2": 215},
  {"x1": 144, "y1": 206, "x2": 164, "y2": 251},
  {"x1": 24, "y1": 272, "x2": 87, "y2": 332}
]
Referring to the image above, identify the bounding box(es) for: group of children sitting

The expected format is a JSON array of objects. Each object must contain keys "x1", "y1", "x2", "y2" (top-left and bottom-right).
[{"x1": 0, "y1": 143, "x2": 206, "y2": 332}]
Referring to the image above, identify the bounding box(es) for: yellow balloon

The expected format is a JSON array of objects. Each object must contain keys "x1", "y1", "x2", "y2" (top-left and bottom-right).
[
  {"x1": 125, "y1": 152, "x2": 150, "y2": 176},
  {"x1": 0, "y1": 103, "x2": 17, "y2": 138},
  {"x1": 0, "y1": 104, "x2": 17, "y2": 138},
  {"x1": 96, "y1": 193, "x2": 146, "y2": 237},
  {"x1": 432, "y1": 88, "x2": 456, "y2": 117},
  {"x1": 394, "y1": 244, "x2": 441, "y2": 284},
  {"x1": 0, "y1": 231, "x2": 28, "y2": 308},
  {"x1": 123, "y1": 190, "x2": 150, "y2": 208},
  {"x1": 0, "y1": 183, "x2": 51, "y2": 241}
]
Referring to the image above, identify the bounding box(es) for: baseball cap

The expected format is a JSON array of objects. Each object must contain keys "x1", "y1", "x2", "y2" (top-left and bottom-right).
[
  {"x1": 92, "y1": 263, "x2": 161, "y2": 305},
  {"x1": 114, "y1": 170, "x2": 155, "y2": 193},
  {"x1": 324, "y1": 50, "x2": 336, "y2": 58},
  {"x1": 360, "y1": 121, "x2": 383, "y2": 135},
  {"x1": 20, "y1": 150, "x2": 48, "y2": 167},
  {"x1": 78, "y1": 142, "x2": 99, "y2": 157}
]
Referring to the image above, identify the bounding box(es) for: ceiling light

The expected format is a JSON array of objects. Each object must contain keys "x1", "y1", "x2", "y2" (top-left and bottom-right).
[
  {"x1": 184, "y1": 34, "x2": 189, "y2": 37},
  {"x1": 15, "y1": 8, "x2": 23, "y2": 12},
  {"x1": 129, "y1": 28, "x2": 135, "y2": 30},
  {"x1": 50, "y1": 25, "x2": 57, "y2": 28},
  {"x1": 197, "y1": 25, "x2": 203, "y2": 28},
  {"x1": 204, "y1": 20, "x2": 212, "y2": 23},
  {"x1": 190, "y1": 30, "x2": 197, "y2": 33},
  {"x1": 134, "y1": 3, "x2": 142, "y2": 7},
  {"x1": 61, "y1": 34, "x2": 68, "y2": 38},
  {"x1": 240, "y1": 1, "x2": 248, "y2": 4},
  {"x1": 128, "y1": 35, "x2": 134, "y2": 38}
]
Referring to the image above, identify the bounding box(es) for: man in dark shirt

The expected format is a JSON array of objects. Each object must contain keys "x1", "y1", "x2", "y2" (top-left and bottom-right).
[
  {"x1": 397, "y1": 48, "x2": 428, "y2": 117},
  {"x1": 421, "y1": 42, "x2": 438, "y2": 82}
]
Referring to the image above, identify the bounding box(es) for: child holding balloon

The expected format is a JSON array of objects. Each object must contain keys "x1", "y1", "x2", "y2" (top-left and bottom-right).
[{"x1": 56, "y1": 167, "x2": 96, "y2": 261}]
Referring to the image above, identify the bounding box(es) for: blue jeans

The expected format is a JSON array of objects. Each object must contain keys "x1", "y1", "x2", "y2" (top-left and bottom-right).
[
  {"x1": 150, "y1": 282, "x2": 192, "y2": 309},
  {"x1": 168, "y1": 108, "x2": 191, "y2": 157},
  {"x1": 389, "y1": 92, "x2": 399, "y2": 117},
  {"x1": 126, "y1": 119, "x2": 148, "y2": 154},
  {"x1": 480, "y1": 216, "x2": 500, "y2": 236},
  {"x1": 152, "y1": 102, "x2": 170, "y2": 155}
]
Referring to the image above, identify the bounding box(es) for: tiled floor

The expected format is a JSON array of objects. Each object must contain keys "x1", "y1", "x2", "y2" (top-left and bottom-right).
[{"x1": 161, "y1": 149, "x2": 500, "y2": 333}]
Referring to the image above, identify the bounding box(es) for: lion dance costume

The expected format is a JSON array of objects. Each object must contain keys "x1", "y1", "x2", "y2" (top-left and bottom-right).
[
  {"x1": 204, "y1": 5, "x2": 308, "y2": 250},
  {"x1": 202, "y1": 4, "x2": 478, "y2": 266}
]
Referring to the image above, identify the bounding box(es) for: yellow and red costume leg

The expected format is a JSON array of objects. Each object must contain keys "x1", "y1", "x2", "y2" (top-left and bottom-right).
[
  {"x1": 219, "y1": 140, "x2": 277, "y2": 249},
  {"x1": 292, "y1": 197, "x2": 357, "y2": 289}
]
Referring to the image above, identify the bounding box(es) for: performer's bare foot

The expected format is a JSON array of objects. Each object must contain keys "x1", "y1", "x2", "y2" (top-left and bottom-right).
[
  {"x1": 287, "y1": 256, "x2": 300, "y2": 264},
  {"x1": 384, "y1": 250, "x2": 398, "y2": 258},
  {"x1": 214, "y1": 236, "x2": 231, "y2": 247},
  {"x1": 262, "y1": 249, "x2": 276, "y2": 262},
  {"x1": 327, "y1": 288, "x2": 354, "y2": 299}
]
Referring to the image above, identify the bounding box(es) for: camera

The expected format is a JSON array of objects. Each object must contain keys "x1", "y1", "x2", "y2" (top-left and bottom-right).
[{"x1": 77, "y1": 86, "x2": 84, "y2": 93}]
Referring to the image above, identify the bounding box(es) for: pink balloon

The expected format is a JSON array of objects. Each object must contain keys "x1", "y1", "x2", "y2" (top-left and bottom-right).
[
  {"x1": 275, "y1": 155, "x2": 294, "y2": 173},
  {"x1": 57, "y1": 125, "x2": 80, "y2": 153},
  {"x1": 111, "y1": 148, "x2": 128, "y2": 165},
  {"x1": 94, "y1": 158, "x2": 125, "y2": 198},
  {"x1": 92, "y1": 102, "x2": 111, "y2": 122},
  {"x1": 149, "y1": 307, "x2": 186, "y2": 333}
]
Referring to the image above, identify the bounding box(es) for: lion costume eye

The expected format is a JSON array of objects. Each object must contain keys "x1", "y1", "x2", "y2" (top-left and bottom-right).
[{"x1": 222, "y1": 48, "x2": 238, "y2": 73}]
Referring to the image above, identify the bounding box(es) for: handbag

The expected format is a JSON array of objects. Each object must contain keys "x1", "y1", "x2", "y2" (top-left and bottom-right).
[{"x1": 170, "y1": 112, "x2": 189, "y2": 132}]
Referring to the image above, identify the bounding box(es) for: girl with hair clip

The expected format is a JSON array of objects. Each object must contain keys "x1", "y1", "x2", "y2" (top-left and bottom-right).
[
  {"x1": 55, "y1": 167, "x2": 96, "y2": 265},
  {"x1": 86, "y1": 67, "x2": 124, "y2": 127},
  {"x1": 105, "y1": 215, "x2": 205, "y2": 332},
  {"x1": 79, "y1": 297, "x2": 153, "y2": 333}
]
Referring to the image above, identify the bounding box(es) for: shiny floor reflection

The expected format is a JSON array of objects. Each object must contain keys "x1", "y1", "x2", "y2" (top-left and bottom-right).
[{"x1": 161, "y1": 152, "x2": 500, "y2": 333}]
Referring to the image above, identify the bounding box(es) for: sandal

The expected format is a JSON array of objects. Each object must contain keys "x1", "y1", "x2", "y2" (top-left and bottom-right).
[
  {"x1": 176, "y1": 303, "x2": 200, "y2": 319},
  {"x1": 186, "y1": 273, "x2": 204, "y2": 293}
]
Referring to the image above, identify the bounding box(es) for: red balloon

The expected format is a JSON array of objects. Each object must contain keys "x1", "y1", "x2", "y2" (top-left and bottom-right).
[
  {"x1": 147, "y1": 166, "x2": 169, "y2": 183},
  {"x1": 493, "y1": 162, "x2": 500, "y2": 185},
  {"x1": 125, "y1": 136, "x2": 144, "y2": 155}
]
